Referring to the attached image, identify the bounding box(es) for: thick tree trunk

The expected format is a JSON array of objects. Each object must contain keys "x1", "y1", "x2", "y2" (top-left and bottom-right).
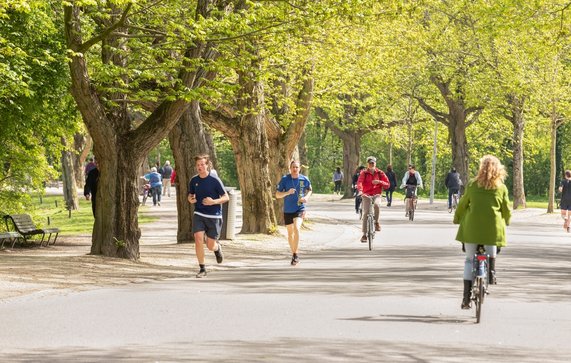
[
  {"x1": 510, "y1": 96, "x2": 526, "y2": 209},
  {"x1": 237, "y1": 73, "x2": 277, "y2": 233},
  {"x1": 169, "y1": 101, "x2": 217, "y2": 243},
  {"x1": 91, "y1": 144, "x2": 143, "y2": 259},
  {"x1": 449, "y1": 118, "x2": 470, "y2": 186},
  {"x1": 61, "y1": 137, "x2": 79, "y2": 210}
]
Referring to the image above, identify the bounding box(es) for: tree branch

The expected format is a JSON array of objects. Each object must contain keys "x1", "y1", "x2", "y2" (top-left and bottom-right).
[
  {"x1": 412, "y1": 95, "x2": 449, "y2": 126},
  {"x1": 78, "y1": 3, "x2": 133, "y2": 53}
]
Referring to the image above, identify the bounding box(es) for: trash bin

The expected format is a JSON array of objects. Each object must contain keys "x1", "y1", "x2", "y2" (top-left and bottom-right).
[{"x1": 220, "y1": 187, "x2": 236, "y2": 240}]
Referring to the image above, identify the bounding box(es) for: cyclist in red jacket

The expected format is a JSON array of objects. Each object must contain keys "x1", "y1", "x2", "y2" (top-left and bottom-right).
[{"x1": 356, "y1": 156, "x2": 390, "y2": 242}]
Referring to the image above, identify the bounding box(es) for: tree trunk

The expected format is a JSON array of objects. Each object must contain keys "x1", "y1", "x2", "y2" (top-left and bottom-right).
[
  {"x1": 65, "y1": 2, "x2": 217, "y2": 259},
  {"x1": 331, "y1": 129, "x2": 363, "y2": 199},
  {"x1": 61, "y1": 137, "x2": 79, "y2": 210},
  {"x1": 91, "y1": 144, "x2": 143, "y2": 259},
  {"x1": 548, "y1": 112, "x2": 558, "y2": 213},
  {"x1": 449, "y1": 116, "x2": 470, "y2": 186},
  {"x1": 298, "y1": 131, "x2": 308, "y2": 176},
  {"x1": 169, "y1": 101, "x2": 217, "y2": 243},
  {"x1": 509, "y1": 95, "x2": 526, "y2": 209},
  {"x1": 73, "y1": 133, "x2": 91, "y2": 187},
  {"x1": 202, "y1": 73, "x2": 313, "y2": 234},
  {"x1": 417, "y1": 76, "x2": 483, "y2": 186},
  {"x1": 236, "y1": 72, "x2": 277, "y2": 233}
]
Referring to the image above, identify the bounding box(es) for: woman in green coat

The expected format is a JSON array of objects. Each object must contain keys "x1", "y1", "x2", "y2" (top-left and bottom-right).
[{"x1": 453, "y1": 155, "x2": 511, "y2": 310}]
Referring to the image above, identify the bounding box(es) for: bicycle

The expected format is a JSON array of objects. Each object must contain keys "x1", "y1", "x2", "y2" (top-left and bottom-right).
[
  {"x1": 404, "y1": 185, "x2": 418, "y2": 221},
  {"x1": 449, "y1": 191, "x2": 460, "y2": 213},
  {"x1": 141, "y1": 183, "x2": 152, "y2": 206},
  {"x1": 471, "y1": 244, "x2": 489, "y2": 323},
  {"x1": 361, "y1": 194, "x2": 380, "y2": 251}
]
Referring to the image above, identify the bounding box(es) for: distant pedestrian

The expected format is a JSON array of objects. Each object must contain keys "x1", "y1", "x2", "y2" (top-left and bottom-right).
[
  {"x1": 276, "y1": 160, "x2": 312, "y2": 266},
  {"x1": 83, "y1": 160, "x2": 99, "y2": 217},
  {"x1": 188, "y1": 154, "x2": 228, "y2": 278},
  {"x1": 332, "y1": 167, "x2": 343, "y2": 194},
  {"x1": 170, "y1": 168, "x2": 177, "y2": 187},
  {"x1": 84, "y1": 157, "x2": 96, "y2": 177},
  {"x1": 161, "y1": 160, "x2": 173, "y2": 197},
  {"x1": 559, "y1": 170, "x2": 571, "y2": 233},
  {"x1": 144, "y1": 167, "x2": 162, "y2": 206},
  {"x1": 352, "y1": 165, "x2": 366, "y2": 214},
  {"x1": 385, "y1": 164, "x2": 397, "y2": 207}
]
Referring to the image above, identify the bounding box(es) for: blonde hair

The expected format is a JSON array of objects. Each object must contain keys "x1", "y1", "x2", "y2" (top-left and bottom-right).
[{"x1": 475, "y1": 155, "x2": 507, "y2": 190}]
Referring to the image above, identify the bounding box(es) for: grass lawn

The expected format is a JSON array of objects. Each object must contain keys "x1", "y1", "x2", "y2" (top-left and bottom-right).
[{"x1": 27, "y1": 195, "x2": 157, "y2": 235}]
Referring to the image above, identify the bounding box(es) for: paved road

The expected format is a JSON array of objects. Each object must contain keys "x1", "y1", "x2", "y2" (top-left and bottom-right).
[{"x1": 1, "y1": 194, "x2": 570, "y2": 362}]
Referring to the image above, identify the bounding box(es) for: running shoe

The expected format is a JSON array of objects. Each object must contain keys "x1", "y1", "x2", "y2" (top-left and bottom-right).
[
  {"x1": 214, "y1": 243, "x2": 224, "y2": 264},
  {"x1": 291, "y1": 255, "x2": 300, "y2": 266},
  {"x1": 196, "y1": 269, "x2": 207, "y2": 278}
]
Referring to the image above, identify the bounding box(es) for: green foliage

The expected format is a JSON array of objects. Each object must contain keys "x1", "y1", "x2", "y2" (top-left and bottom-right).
[
  {"x1": 304, "y1": 117, "x2": 342, "y2": 193},
  {"x1": 0, "y1": 1, "x2": 79, "y2": 211},
  {"x1": 213, "y1": 131, "x2": 239, "y2": 188},
  {"x1": 146, "y1": 139, "x2": 174, "y2": 171}
]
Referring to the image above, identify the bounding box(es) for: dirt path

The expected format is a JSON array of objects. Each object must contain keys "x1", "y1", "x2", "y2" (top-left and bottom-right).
[{"x1": 0, "y1": 191, "x2": 345, "y2": 300}]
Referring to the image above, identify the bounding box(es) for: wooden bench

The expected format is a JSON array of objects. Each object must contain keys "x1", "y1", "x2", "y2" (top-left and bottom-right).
[
  {"x1": 0, "y1": 231, "x2": 23, "y2": 249},
  {"x1": 3, "y1": 214, "x2": 60, "y2": 247}
]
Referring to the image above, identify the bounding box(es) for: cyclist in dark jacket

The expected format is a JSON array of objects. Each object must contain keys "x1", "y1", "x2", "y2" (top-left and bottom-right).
[{"x1": 445, "y1": 167, "x2": 463, "y2": 210}]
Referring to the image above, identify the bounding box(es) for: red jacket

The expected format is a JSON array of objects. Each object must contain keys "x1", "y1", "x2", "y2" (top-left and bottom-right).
[{"x1": 357, "y1": 168, "x2": 390, "y2": 196}]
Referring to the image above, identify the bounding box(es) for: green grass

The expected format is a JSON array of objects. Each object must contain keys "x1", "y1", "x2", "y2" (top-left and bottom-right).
[{"x1": 28, "y1": 195, "x2": 157, "y2": 235}]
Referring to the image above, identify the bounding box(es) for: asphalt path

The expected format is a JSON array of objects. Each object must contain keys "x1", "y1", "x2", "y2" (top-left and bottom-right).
[{"x1": 1, "y1": 193, "x2": 570, "y2": 362}]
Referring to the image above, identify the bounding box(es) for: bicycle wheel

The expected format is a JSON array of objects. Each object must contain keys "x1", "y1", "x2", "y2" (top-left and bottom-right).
[
  {"x1": 409, "y1": 200, "x2": 415, "y2": 221},
  {"x1": 475, "y1": 277, "x2": 484, "y2": 323},
  {"x1": 367, "y1": 215, "x2": 374, "y2": 250}
]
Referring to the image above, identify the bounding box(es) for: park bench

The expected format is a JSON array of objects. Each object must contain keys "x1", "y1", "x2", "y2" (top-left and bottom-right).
[
  {"x1": 3, "y1": 214, "x2": 60, "y2": 247},
  {"x1": 0, "y1": 231, "x2": 23, "y2": 249}
]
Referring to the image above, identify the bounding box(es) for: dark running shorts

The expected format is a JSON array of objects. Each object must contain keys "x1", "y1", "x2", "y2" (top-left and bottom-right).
[
  {"x1": 561, "y1": 201, "x2": 571, "y2": 211},
  {"x1": 284, "y1": 211, "x2": 305, "y2": 225},
  {"x1": 192, "y1": 214, "x2": 223, "y2": 240}
]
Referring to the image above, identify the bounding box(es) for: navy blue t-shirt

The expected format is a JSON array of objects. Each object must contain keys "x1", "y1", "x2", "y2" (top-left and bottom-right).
[
  {"x1": 188, "y1": 173, "x2": 226, "y2": 218},
  {"x1": 277, "y1": 174, "x2": 311, "y2": 213}
]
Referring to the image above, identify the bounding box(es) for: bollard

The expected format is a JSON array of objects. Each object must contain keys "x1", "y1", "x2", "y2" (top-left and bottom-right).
[
  {"x1": 55, "y1": 200, "x2": 58, "y2": 208},
  {"x1": 220, "y1": 188, "x2": 236, "y2": 240},
  {"x1": 47, "y1": 216, "x2": 51, "y2": 226}
]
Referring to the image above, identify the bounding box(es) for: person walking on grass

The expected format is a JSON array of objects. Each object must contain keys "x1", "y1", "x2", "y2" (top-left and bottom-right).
[
  {"x1": 559, "y1": 170, "x2": 571, "y2": 233},
  {"x1": 276, "y1": 160, "x2": 312, "y2": 266},
  {"x1": 188, "y1": 154, "x2": 229, "y2": 278}
]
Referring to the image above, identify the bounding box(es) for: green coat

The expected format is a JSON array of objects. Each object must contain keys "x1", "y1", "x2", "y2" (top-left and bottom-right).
[{"x1": 453, "y1": 181, "x2": 511, "y2": 246}]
